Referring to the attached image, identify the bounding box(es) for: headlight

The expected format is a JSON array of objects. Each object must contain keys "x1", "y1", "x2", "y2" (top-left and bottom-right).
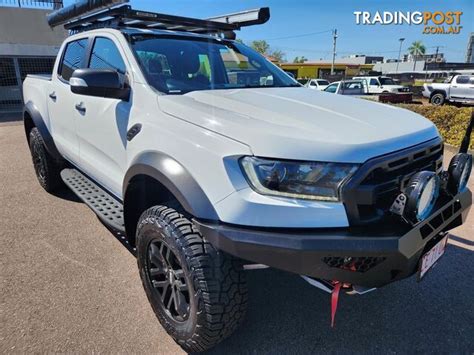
[{"x1": 240, "y1": 156, "x2": 359, "y2": 201}]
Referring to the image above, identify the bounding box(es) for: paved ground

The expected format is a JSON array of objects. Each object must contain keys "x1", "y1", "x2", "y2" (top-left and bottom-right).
[{"x1": 1, "y1": 122, "x2": 473, "y2": 354}]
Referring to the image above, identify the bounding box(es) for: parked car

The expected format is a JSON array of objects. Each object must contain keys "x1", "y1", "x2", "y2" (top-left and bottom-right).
[
  {"x1": 23, "y1": 3, "x2": 472, "y2": 353},
  {"x1": 422, "y1": 74, "x2": 474, "y2": 106},
  {"x1": 323, "y1": 80, "x2": 367, "y2": 95},
  {"x1": 305, "y1": 78, "x2": 330, "y2": 90},
  {"x1": 353, "y1": 75, "x2": 409, "y2": 94}
]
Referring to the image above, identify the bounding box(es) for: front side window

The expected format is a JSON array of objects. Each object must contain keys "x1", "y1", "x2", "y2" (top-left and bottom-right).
[
  {"x1": 456, "y1": 76, "x2": 469, "y2": 84},
  {"x1": 59, "y1": 38, "x2": 88, "y2": 81},
  {"x1": 89, "y1": 37, "x2": 126, "y2": 75},
  {"x1": 324, "y1": 83, "x2": 338, "y2": 93},
  {"x1": 130, "y1": 35, "x2": 298, "y2": 94},
  {"x1": 379, "y1": 77, "x2": 396, "y2": 85}
]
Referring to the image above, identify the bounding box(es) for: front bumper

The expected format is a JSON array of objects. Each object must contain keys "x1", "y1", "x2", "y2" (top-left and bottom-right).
[{"x1": 195, "y1": 189, "x2": 471, "y2": 288}]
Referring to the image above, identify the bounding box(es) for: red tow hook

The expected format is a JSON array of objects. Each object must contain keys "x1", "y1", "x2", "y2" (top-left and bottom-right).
[{"x1": 330, "y1": 282, "x2": 342, "y2": 328}]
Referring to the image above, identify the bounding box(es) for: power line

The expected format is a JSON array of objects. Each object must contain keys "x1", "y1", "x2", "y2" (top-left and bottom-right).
[{"x1": 253, "y1": 29, "x2": 332, "y2": 41}]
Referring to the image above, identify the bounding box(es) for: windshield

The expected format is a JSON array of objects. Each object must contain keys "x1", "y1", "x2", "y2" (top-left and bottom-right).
[
  {"x1": 379, "y1": 77, "x2": 396, "y2": 85},
  {"x1": 129, "y1": 35, "x2": 299, "y2": 94}
]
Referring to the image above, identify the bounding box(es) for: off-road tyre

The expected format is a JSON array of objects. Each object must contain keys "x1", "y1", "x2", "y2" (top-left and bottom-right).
[
  {"x1": 28, "y1": 127, "x2": 63, "y2": 192},
  {"x1": 430, "y1": 92, "x2": 445, "y2": 106},
  {"x1": 136, "y1": 205, "x2": 248, "y2": 353}
]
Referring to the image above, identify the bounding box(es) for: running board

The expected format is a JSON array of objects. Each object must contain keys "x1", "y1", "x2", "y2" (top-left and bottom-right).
[{"x1": 60, "y1": 168, "x2": 125, "y2": 232}]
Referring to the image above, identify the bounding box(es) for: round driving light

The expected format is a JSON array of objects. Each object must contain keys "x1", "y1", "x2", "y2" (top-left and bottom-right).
[
  {"x1": 404, "y1": 171, "x2": 440, "y2": 223},
  {"x1": 447, "y1": 153, "x2": 472, "y2": 194}
]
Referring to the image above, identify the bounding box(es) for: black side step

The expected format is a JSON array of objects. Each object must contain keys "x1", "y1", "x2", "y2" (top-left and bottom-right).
[{"x1": 61, "y1": 168, "x2": 125, "y2": 232}]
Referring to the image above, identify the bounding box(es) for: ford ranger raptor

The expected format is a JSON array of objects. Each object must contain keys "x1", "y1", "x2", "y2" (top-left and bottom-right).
[{"x1": 22, "y1": 3, "x2": 472, "y2": 352}]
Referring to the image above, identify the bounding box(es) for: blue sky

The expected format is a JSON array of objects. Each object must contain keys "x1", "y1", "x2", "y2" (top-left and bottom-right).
[{"x1": 63, "y1": 0, "x2": 473, "y2": 62}]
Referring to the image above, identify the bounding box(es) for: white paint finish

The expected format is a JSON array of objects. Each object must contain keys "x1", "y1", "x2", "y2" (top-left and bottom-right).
[
  {"x1": 159, "y1": 87, "x2": 439, "y2": 163},
  {"x1": 214, "y1": 187, "x2": 349, "y2": 227},
  {"x1": 23, "y1": 28, "x2": 443, "y2": 229}
]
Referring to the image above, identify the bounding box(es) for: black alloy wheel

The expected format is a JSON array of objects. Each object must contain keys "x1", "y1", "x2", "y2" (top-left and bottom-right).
[{"x1": 146, "y1": 239, "x2": 190, "y2": 322}]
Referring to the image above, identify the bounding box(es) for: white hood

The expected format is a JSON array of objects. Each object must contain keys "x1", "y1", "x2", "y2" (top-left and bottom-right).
[{"x1": 158, "y1": 87, "x2": 439, "y2": 163}]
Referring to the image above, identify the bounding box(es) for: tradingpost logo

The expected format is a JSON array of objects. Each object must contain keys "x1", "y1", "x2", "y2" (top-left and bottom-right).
[{"x1": 354, "y1": 11, "x2": 463, "y2": 34}]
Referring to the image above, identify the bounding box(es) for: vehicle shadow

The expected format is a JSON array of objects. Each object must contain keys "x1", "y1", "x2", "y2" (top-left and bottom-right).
[
  {"x1": 197, "y1": 240, "x2": 473, "y2": 354},
  {"x1": 51, "y1": 185, "x2": 82, "y2": 203}
]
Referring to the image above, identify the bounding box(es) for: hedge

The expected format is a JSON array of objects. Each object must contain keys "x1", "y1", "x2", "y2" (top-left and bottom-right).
[{"x1": 396, "y1": 104, "x2": 473, "y2": 150}]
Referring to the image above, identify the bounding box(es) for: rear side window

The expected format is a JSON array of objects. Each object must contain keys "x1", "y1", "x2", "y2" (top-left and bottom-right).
[
  {"x1": 59, "y1": 39, "x2": 88, "y2": 81},
  {"x1": 456, "y1": 76, "x2": 469, "y2": 84},
  {"x1": 89, "y1": 37, "x2": 126, "y2": 75},
  {"x1": 369, "y1": 78, "x2": 379, "y2": 85}
]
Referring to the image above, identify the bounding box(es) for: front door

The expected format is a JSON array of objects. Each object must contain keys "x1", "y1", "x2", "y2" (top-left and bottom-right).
[
  {"x1": 74, "y1": 36, "x2": 131, "y2": 197},
  {"x1": 450, "y1": 75, "x2": 474, "y2": 100}
]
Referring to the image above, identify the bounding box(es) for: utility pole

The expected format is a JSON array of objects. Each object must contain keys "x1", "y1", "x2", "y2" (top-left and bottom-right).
[
  {"x1": 395, "y1": 38, "x2": 405, "y2": 73},
  {"x1": 330, "y1": 29, "x2": 337, "y2": 76}
]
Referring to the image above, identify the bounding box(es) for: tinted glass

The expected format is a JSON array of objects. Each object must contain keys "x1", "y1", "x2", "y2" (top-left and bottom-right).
[
  {"x1": 325, "y1": 83, "x2": 338, "y2": 93},
  {"x1": 59, "y1": 39, "x2": 88, "y2": 81},
  {"x1": 130, "y1": 35, "x2": 298, "y2": 94},
  {"x1": 89, "y1": 37, "x2": 126, "y2": 74},
  {"x1": 317, "y1": 80, "x2": 329, "y2": 85},
  {"x1": 379, "y1": 77, "x2": 396, "y2": 85},
  {"x1": 456, "y1": 76, "x2": 469, "y2": 84},
  {"x1": 369, "y1": 79, "x2": 379, "y2": 85}
]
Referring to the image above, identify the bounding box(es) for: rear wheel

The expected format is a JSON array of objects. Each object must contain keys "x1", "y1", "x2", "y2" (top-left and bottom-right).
[
  {"x1": 430, "y1": 92, "x2": 445, "y2": 106},
  {"x1": 28, "y1": 127, "x2": 63, "y2": 192},
  {"x1": 136, "y1": 205, "x2": 248, "y2": 352}
]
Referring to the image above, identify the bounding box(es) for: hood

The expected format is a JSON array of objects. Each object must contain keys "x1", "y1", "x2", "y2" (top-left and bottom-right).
[{"x1": 158, "y1": 88, "x2": 439, "y2": 163}]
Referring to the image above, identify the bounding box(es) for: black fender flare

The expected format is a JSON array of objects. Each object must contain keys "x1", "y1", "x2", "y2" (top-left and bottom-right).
[
  {"x1": 24, "y1": 101, "x2": 62, "y2": 161},
  {"x1": 123, "y1": 151, "x2": 219, "y2": 220}
]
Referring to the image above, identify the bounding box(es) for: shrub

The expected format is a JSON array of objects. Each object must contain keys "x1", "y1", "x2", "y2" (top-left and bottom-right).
[{"x1": 396, "y1": 104, "x2": 473, "y2": 150}]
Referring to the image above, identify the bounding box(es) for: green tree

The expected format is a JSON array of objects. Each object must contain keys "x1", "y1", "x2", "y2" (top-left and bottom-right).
[
  {"x1": 270, "y1": 49, "x2": 286, "y2": 63},
  {"x1": 293, "y1": 56, "x2": 308, "y2": 63},
  {"x1": 251, "y1": 40, "x2": 270, "y2": 54},
  {"x1": 408, "y1": 40, "x2": 426, "y2": 71}
]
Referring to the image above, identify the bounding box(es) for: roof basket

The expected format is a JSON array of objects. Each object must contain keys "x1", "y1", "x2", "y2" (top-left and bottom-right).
[{"x1": 47, "y1": 0, "x2": 270, "y2": 37}]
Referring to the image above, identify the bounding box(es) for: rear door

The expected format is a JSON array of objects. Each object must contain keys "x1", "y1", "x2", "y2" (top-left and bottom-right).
[
  {"x1": 74, "y1": 35, "x2": 131, "y2": 197},
  {"x1": 450, "y1": 75, "x2": 474, "y2": 100},
  {"x1": 47, "y1": 38, "x2": 89, "y2": 164}
]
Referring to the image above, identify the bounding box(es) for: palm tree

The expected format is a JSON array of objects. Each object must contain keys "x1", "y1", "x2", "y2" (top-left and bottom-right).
[{"x1": 408, "y1": 41, "x2": 426, "y2": 71}]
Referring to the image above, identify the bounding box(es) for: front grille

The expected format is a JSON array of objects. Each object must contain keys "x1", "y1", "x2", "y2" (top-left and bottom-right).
[{"x1": 342, "y1": 138, "x2": 444, "y2": 225}]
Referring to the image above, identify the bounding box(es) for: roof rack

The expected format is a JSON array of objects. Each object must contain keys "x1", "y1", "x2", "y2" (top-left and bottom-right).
[{"x1": 47, "y1": 0, "x2": 270, "y2": 37}]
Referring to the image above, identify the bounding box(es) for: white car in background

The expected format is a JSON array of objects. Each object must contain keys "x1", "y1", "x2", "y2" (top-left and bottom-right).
[
  {"x1": 422, "y1": 74, "x2": 474, "y2": 106},
  {"x1": 353, "y1": 76, "x2": 408, "y2": 94},
  {"x1": 324, "y1": 80, "x2": 367, "y2": 95},
  {"x1": 305, "y1": 78, "x2": 330, "y2": 90}
]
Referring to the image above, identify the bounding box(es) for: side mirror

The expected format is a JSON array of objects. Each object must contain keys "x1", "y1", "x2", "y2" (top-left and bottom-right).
[{"x1": 70, "y1": 68, "x2": 130, "y2": 101}]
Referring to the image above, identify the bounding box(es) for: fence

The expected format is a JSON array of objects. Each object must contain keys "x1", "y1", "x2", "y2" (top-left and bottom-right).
[
  {"x1": 0, "y1": 0, "x2": 63, "y2": 9},
  {"x1": 0, "y1": 56, "x2": 56, "y2": 114}
]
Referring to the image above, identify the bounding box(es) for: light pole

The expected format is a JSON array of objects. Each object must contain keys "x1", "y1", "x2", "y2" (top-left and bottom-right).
[{"x1": 395, "y1": 38, "x2": 405, "y2": 73}]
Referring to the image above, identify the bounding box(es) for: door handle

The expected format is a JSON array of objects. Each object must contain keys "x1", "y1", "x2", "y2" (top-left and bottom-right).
[
  {"x1": 49, "y1": 91, "x2": 57, "y2": 100},
  {"x1": 452, "y1": 86, "x2": 458, "y2": 88},
  {"x1": 75, "y1": 102, "x2": 86, "y2": 113}
]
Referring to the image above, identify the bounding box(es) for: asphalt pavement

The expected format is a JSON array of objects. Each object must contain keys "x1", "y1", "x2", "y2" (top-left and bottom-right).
[{"x1": 1, "y1": 122, "x2": 473, "y2": 354}]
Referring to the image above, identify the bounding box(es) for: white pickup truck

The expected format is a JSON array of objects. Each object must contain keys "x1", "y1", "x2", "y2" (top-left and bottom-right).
[
  {"x1": 422, "y1": 74, "x2": 474, "y2": 106},
  {"x1": 22, "y1": 3, "x2": 472, "y2": 352},
  {"x1": 353, "y1": 75, "x2": 408, "y2": 94}
]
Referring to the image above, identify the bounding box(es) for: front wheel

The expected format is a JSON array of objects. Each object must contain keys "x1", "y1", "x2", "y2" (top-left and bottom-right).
[
  {"x1": 430, "y1": 92, "x2": 445, "y2": 106},
  {"x1": 136, "y1": 206, "x2": 248, "y2": 353}
]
